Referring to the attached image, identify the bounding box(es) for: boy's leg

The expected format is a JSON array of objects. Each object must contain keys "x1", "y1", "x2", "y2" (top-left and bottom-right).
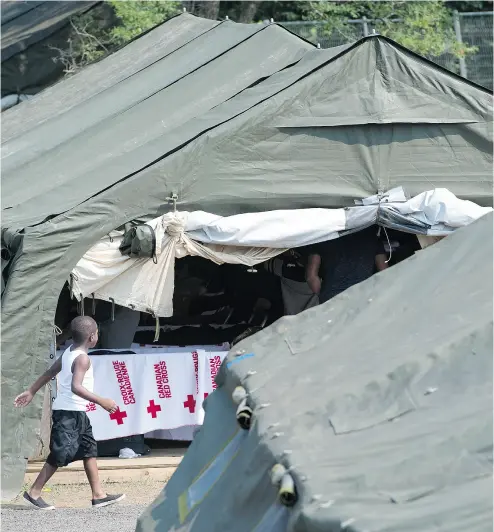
[
  {"x1": 83, "y1": 458, "x2": 106, "y2": 500},
  {"x1": 80, "y1": 416, "x2": 125, "y2": 507},
  {"x1": 83, "y1": 457, "x2": 125, "y2": 507},
  {"x1": 28, "y1": 462, "x2": 58, "y2": 499}
]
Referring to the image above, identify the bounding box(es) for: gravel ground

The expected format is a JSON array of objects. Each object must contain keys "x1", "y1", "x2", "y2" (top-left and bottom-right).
[
  {"x1": 1, "y1": 480, "x2": 164, "y2": 532},
  {"x1": 1, "y1": 504, "x2": 147, "y2": 532}
]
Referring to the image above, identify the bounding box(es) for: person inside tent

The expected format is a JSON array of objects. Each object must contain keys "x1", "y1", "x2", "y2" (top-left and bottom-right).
[
  {"x1": 306, "y1": 225, "x2": 388, "y2": 304},
  {"x1": 264, "y1": 249, "x2": 319, "y2": 315}
]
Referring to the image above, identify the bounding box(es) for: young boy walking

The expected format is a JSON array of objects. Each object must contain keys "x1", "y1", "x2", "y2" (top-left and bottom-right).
[{"x1": 14, "y1": 316, "x2": 125, "y2": 509}]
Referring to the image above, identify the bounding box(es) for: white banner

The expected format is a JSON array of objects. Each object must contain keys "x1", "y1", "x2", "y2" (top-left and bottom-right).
[{"x1": 54, "y1": 349, "x2": 227, "y2": 441}]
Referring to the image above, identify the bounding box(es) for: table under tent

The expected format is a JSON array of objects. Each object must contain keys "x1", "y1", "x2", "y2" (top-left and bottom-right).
[{"x1": 1, "y1": 15, "x2": 492, "y2": 501}]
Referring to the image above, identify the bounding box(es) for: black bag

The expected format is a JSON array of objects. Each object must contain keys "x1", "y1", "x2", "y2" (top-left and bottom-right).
[{"x1": 119, "y1": 223, "x2": 157, "y2": 261}]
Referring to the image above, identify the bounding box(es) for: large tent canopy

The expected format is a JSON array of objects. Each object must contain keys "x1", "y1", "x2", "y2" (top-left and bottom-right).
[
  {"x1": 1, "y1": 14, "x2": 313, "y2": 229},
  {"x1": 137, "y1": 212, "x2": 493, "y2": 532},
  {"x1": 2, "y1": 21, "x2": 492, "y2": 233},
  {"x1": 1, "y1": 13, "x2": 492, "y2": 499}
]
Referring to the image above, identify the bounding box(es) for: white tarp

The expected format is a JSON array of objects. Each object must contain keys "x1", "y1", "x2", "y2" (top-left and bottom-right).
[{"x1": 71, "y1": 188, "x2": 491, "y2": 317}]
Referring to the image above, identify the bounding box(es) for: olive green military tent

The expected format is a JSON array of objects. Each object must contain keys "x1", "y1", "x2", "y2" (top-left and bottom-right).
[
  {"x1": 136, "y1": 211, "x2": 493, "y2": 532},
  {"x1": 1, "y1": 13, "x2": 492, "y2": 499}
]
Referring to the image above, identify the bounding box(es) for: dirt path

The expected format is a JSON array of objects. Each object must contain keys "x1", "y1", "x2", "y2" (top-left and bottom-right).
[{"x1": 8, "y1": 478, "x2": 165, "y2": 509}]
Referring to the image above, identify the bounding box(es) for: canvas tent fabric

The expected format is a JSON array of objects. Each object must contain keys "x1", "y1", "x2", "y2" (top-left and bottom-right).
[
  {"x1": 70, "y1": 188, "x2": 491, "y2": 317},
  {"x1": 1, "y1": 21, "x2": 492, "y2": 498},
  {"x1": 1, "y1": 13, "x2": 219, "y2": 141},
  {"x1": 2, "y1": 31, "x2": 492, "y2": 233},
  {"x1": 1, "y1": 17, "x2": 314, "y2": 230},
  {"x1": 1, "y1": 1, "x2": 99, "y2": 97},
  {"x1": 136, "y1": 212, "x2": 493, "y2": 532}
]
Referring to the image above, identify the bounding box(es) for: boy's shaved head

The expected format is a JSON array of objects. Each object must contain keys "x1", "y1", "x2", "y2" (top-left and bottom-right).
[{"x1": 71, "y1": 316, "x2": 98, "y2": 344}]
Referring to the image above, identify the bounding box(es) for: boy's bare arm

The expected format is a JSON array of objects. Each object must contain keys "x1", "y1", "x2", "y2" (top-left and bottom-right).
[
  {"x1": 71, "y1": 354, "x2": 117, "y2": 413},
  {"x1": 14, "y1": 358, "x2": 62, "y2": 407}
]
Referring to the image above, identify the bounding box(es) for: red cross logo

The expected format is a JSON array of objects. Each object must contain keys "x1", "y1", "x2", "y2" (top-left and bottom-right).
[
  {"x1": 109, "y1": 408, "x2": 127, "y2": 425},
  {"x1": 183, "y1": 394, "x2": 196, "y2": 413},
  {"x1": 147, "y1": 400, "x2": 162, "y2": 418}
]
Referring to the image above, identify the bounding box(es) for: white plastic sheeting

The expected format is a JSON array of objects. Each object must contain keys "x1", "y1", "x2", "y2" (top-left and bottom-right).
[
  {"x1": 70, "y1": 188, "x2": 492, "y2": 317},
  {"x1": 71, "y1": 212, "x2": 285, "y2": 316}
]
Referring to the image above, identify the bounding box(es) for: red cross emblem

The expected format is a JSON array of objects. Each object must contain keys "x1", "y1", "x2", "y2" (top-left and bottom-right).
[
  {"x1": 109, "y1": 408, "x2": 127, "y2": 425},
  {"x1": 183, "y1": 394, "x2": 196, "y2": 413},
  {"x1": 147, "y1": 400, "x2": 162, "y2": 418}
]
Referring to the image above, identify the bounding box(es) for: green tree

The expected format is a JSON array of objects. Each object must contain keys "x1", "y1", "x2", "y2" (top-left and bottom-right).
[
  {"x1": 110, "y1": 1, "x2": 181, "y2": 44},
  {"x1": 56, "y1": 0, "x2": 482, "y2": 75},
  {"x1": 56, "y1": 1, "x2": 181, "y2": 73},
  {"x1": 304, "y1": 1, "x2": 477, "y2": 59}
]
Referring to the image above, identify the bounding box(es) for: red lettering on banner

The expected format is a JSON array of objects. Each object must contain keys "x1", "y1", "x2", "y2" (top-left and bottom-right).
[
  {"x1": 192, "y1": 351, "x2": 199, "y2": 394},
  {"x1": 86, "y1": 402, "x2": 96, "y2": 412},
  {"x1": 153, "y1": 361, "x2": 173, "y2": 399},
  {"x1": 112, "y1": 361, "x2": 136, "y2": 405},
  {"x1": 209, "y1": 355, "x2": 222, "y2": 390}
]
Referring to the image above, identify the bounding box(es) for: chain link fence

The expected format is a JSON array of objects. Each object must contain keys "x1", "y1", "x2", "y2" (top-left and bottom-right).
[{"x1": 281, "y1": 12, "x2": 493, "y2": 89}]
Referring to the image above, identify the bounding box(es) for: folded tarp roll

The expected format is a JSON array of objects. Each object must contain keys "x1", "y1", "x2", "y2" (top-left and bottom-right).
[{"x1": 70, "y1": 188, "x2": 491, "y2": 319}]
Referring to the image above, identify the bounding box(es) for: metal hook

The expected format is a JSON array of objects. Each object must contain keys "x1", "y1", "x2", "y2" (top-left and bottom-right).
[{"x1": 167, "y1": 193, "x2": 178, "y2": 213}]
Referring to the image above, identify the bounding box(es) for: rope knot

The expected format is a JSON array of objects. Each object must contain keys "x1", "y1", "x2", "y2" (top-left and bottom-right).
[{"x1": 164, "y1": 214, "x2": 185, "y2": 239}]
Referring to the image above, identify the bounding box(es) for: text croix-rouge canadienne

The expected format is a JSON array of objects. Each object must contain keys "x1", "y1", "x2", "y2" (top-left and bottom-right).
[{"x1": 112, "y1": 361, "x2": 135, "y2": 405}]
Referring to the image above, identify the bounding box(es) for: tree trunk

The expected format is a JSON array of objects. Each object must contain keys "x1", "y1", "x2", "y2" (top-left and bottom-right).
[
  {"x1": 193, "y1": 1, "x2": 220, "y2": 20},
  {"x1": 236, "y1": 1, "x2": 260, "y2": 23}
]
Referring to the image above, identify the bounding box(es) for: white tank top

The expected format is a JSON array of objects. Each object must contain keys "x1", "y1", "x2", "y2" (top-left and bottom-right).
[{"x1": 52, "y1": 346, "x2": 94, "y2": 412}]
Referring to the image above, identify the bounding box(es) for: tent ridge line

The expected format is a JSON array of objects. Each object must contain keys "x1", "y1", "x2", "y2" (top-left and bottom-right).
[
  {"x1": 367, "y1": 34, "x2": 493, "y2": 95},
  {"x1": 1, "y1": 16, "x2": 223, "y2": 146},
  {"x1": 1, "y1": 1, "x2": 101, "y2": 63},
  {"x1": 0, "y1": 1, "x2": 43, "y2": 30},
  {"x1": 115, "y1": 21, "x2": 297, "y2": 118}
]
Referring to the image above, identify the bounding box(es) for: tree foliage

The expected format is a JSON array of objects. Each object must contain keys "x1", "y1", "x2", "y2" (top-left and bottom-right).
[
  {"x1": 55, "y1": 1, "x2": 181, "y2": 73},
  {"x1": 57, "y1": 0, "x2": 482, "y2": 74},
  {"x1": 304, "y1": 1, "x2": 477, "y2": 58},
  {"x1": 110, "y1": 1, "x2": 182, "y2": 44}
]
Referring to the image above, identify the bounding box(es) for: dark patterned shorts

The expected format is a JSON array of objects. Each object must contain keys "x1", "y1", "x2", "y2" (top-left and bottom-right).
[{"x1": 47, "y1": 410, "x2": 97, "y2": 467}]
